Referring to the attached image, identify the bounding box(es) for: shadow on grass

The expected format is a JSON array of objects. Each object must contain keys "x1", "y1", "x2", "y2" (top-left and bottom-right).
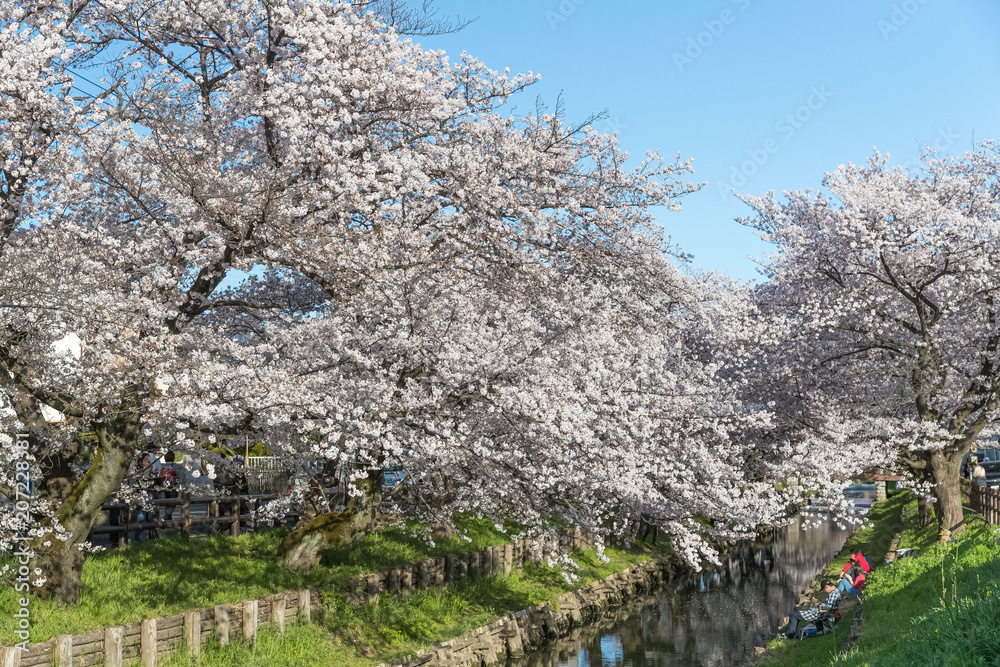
[{"x1": 837, "y1": 511, "x2": 1000, "y2": 667}]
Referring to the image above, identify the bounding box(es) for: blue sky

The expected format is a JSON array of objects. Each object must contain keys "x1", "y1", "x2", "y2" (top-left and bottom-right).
[{"x1": 423, "y1": 0, "x2": 1000, "y2": 281}]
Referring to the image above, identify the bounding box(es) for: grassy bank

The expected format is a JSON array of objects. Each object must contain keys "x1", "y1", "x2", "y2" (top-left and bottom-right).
[
  {"x1": 0, "y1": 520, "x2": 512, "y2": 644},
  {"x1": 757, "y1": 492, "x2": 907, "y2": 667},
  {"x1": 159, "y1": 545, "x2": 653, "y2": 667},
  {"x1": 759, "y1": 492, "x2": 1000, "y2": 667},
  {"x1": 836, "y1": 499, "x2": 1000, "y2": 667},
  {"x1": 1, "y1": 522, "x2": 668, "y2": 665}
]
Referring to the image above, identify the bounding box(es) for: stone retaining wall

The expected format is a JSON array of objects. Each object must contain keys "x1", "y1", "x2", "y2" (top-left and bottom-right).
[{"x1": 372, "y1": 560, "x2": 665, "y2": 667}]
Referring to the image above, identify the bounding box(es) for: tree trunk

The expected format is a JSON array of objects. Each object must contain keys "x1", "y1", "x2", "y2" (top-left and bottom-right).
[
  {"x1": 32, "y1": 423, "x2": 134, "y2": 602},
  {"x1": 929, "y1": 450, "x2": 964, "y2": 540},
  {"x1": 917, "y1": 495, "x2": 934, "y2": 527},
  {"x1": 277, "y1": 471, "x2": 381, "y2": 571}
]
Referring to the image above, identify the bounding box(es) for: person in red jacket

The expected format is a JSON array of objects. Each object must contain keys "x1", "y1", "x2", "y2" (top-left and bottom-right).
[
  {"x1": 841, "y1": 552, "x2": 871, "y2": 575},
  {"x1": 837, "y1": 564, "x2": 866, "y2": 596}
]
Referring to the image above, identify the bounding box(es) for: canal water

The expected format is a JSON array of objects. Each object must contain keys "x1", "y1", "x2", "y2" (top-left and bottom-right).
[{"x1": 511, "y1": 516, "x2": 851, "y2": 667}]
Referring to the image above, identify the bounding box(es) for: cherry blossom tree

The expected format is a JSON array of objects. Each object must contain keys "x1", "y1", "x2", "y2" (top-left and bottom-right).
[
  {"x1": 2, "y1": 0, "x2": 758, "y2": 601},
  {"x1": 738, "y1": 144, "x2": 1000, "y2": 538}
]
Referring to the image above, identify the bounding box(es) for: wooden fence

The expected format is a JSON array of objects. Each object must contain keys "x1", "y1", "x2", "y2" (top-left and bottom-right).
[
  {"x1": 969, "y1": 483, "x2": 1000, "y2": 525},
  {"x1": 0, "y1": 589, "x2": 317, "y2": 667},
  {"x1": 0, "y1": 537, "x2": 569, "y2": 667},
  {"x1": 87, "y1": 493, "x2": 292, "y2": 548}
]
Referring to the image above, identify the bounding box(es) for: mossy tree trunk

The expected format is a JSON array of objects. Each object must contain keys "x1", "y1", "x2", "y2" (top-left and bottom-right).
[
  {"x1": 277, "y1": 471, "x2": 382, "y2": 571},
  {"x1": 32, "y1": 420, "x2": 136, "y2": 603}
]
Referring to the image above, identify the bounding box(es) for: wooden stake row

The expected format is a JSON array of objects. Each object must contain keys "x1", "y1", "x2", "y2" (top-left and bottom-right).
[{"x1": 0, "y1": 589, "x2": 313, "y2": 667}]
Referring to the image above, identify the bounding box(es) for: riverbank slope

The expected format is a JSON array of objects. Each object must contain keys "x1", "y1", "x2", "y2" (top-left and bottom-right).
[{"x1": 759, "y1": 492, "x2": 1000, "y2": 667}]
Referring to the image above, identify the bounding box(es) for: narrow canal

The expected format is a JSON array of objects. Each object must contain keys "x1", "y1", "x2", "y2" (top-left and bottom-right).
[{"x1": 512, "y1": 515, "x2": 851, "y2": 666}]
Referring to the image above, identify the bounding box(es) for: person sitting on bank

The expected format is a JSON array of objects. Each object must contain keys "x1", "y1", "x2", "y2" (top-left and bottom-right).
[
  {"x1": 841, "y1": 552, "x2": 871, "y2": 575},
  {"x1": 784, "y1": 580, "x2": 841, "y2": 639},
  {"x1": 837, "y1": 564, "x2": 866, "y2": 597}
]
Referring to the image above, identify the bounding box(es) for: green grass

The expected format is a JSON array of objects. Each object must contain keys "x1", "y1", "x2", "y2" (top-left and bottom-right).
[
  {"x1": 834, "y1": 500, "x2": 1000, "y2": 667},
  {"x1": 157, "y1": 544, "x2": 654, "y2": 667},
  {"x1": 0, "y1": 518, "x2": 667, "y2": 657},
  {"x1": 757, "y1": 492, "x2": 908, "y2": 667},
  {"x1": 0, "y1": 518, "x2": 511, "y2": 645},
  {"x1": 759, "y1": 493, "x2": 1000, "y2": 667}
]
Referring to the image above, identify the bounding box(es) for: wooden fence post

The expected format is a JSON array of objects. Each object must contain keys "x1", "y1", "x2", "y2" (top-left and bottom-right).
[
  {"x1": 387, "y1": 569, "x2": 400, "y2": 595},
  {"x1": 231, "y1": 499, "x2": 240, "y2": 538},
  {"x1": 273, "y1": 594, "x2": 287, "y2": 634},
  {"x1": 105, "y1": 626, "x2": 124, "y2": 667},
  {"x1": 444, "y1": 554, "x2": 455, "y2": 586},
  {"x1": 181, "y1": 493, "x2": 191, "y2": 540},
  {"x1": 210, "y1": 499, "x2": 218, "y2": 534},
  {"x1": 0, "y1": 647, "x2": 21, "y2": 667},
  {"x1": 118, "y1": 507, "x2": 129, "y2": 549},
  {"x1": 214, "y1": 605, "x2": 230, "y2": 646},
  {"x1": 55, "y1": 634, "x2": 73, "y2": 667},
  {"x1": 298, "y1": 589, "x2": 311, "y2": 624},
  {"x1": 469, "y1": 550, "x2": 481, "y2": 579},
  {"x1": 140, "y1": 619, "x2": 157, "y2": 667},
  {"x1": 433, "y1": 558, "x2": 445, "y2": 593},
  {"x1": 482, "y1": 547, "x2": 493, "y2": 578},
  {"x1": 184, "y1": 611, "x2": 201, "y2": 659},
  {"x1": 400, "y1": 567, "x2": 412, "y2": 596},
  {"x1": 243, "y1": 600, "x2": 258, "y2": 645}
]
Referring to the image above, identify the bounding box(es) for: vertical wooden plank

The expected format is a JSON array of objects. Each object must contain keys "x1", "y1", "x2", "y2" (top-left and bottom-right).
[
  {"x1": 105, "y1": 626, "x2": 124, "y2": 667},
  {"x1": 400, "y1": 567, "x2": 412, "y2": 596},
  {"x1": 387, "y1": 568, "x2": 400, "y2": 595},
  {"x1": 56, "y1": 634, "x2": 73, "y2": 667},
  {"x1": 181, "y1": 493, "x2": 191, "y2": 540},
  {"x1": 243, "y1": 600, "x2": 258, "y2": 645},
  {"x1": 0, "y1": 647, "x2": 22, "y2": 667},
  {"x1": 366, "y1": 573, "x2": 381, "y2": 604},
  {"x1": 215, "y1": 605, "x2": 230, "y2": 646},
  {"x1": 273, "y1": 594, "x2": 287, "y2": 634},
  {"x1": 152, "y1": 499, "x2": 161, "y2": 539},
  {"x1": 230, "y1": 499, "x2": 240, "y2": 538},
  {"x1": 118, "y1": 507, "x2": 129, "y2": 549},
  {"x1": 482, "y1": 547, "x2": 493, "y2": 578},
  {"x1": 210, "y1": 499, "x2": 218, "y2": 534},
  {"x1": 503, "y1": 543, "x2": 514, "y2": 575},
  {"x1": 433, "y1": 558, "x2": 445, "y2": 593},
  {"x1": 140, "y1": 619, "x2": 157, "y2": 667},
  {"x1": 298, "y1": 589, "x2": 311, "y2": 624},
  {"x1": 469, "y1": 550, "x2": 481, "y2": 579},
  {"x1": 444, "y1": 554, "x2": 455, "y2": 586},
  {"x1": 415, "y1": 560, "x2": 427, "y2": 590},
  {"x1": 184, "y1": 611, "x2": 201, "y2": 659}
]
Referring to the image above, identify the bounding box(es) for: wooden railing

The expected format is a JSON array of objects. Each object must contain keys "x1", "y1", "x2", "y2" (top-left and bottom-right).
[
  {"x1": 969, "y1": 483, "x2": 1000, "y2": 526},
  {"x1": 88, "y1": 493, "x2": 294, "y2": 548}
]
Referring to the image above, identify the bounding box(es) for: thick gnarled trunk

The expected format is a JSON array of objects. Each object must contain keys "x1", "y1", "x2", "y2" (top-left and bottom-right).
[
  {"x1": 277, "y1": 472, "x2": 382, "y2": 571},
  {"x1": 32, "y1": 424, "x2": 134, "y2": 602},
  {"x1": 929, "y1": 450, "x2": 965, "y2": 540}
]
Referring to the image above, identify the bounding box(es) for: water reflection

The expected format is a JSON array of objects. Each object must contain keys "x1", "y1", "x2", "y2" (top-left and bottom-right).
[{"x1": 512, "y1": 516, "x2": 849, "y2": 667}]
